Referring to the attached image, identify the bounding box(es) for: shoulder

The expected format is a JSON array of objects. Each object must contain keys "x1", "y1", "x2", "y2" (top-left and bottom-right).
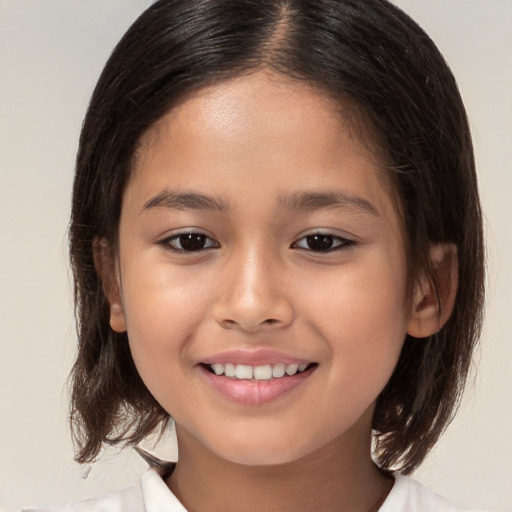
[
  {"x1": 19, "y1": 483, "x2": 144, "y2": 512},
  {"x1": 19, "y1": 466, "x2": 184, "y2": 512},
  {"x1": 380, "y1": 475, "x2": 471, "y2": 512}
]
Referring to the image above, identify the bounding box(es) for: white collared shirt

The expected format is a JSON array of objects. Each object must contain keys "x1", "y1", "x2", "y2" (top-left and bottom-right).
[{"x1": 21, "y1": 467, "x2": 480, "y2": 511}]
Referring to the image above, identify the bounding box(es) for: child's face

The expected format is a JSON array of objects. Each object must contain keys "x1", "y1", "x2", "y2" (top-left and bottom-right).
[{"x1": 111, "y1": 71, "x2": 413, "y2": 466}]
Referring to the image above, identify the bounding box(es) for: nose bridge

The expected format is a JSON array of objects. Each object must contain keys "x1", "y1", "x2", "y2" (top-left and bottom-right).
[
  {"x1": 215, "y1": 240, "x2": 293, "y2": 331},
  {"x1": 234, "y1": 244, "x2": 268, "y2": 300}
]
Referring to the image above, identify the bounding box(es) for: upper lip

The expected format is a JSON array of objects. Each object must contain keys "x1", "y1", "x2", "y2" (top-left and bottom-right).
[{"x1": 201, "y1": 349, "x2": 312, "y2": 366}]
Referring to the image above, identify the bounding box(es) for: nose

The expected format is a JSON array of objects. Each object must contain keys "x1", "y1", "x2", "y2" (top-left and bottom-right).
[{"x1": 212, "y1": 246, "x2": 294, "y2": 333}]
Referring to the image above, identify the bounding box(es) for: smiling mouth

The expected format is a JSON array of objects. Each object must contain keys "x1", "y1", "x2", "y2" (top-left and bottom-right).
[{"x1": 202, "y1": 362, "x2": 317, "y2": 381}]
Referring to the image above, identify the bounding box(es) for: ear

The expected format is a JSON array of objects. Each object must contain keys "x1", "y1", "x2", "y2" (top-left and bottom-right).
[
  {"x1": 93, "y1": 238, "x2": 127, "y2": 333},
  {"x1": 407, "y1": 244, "x2": 458, "y2": 339}
]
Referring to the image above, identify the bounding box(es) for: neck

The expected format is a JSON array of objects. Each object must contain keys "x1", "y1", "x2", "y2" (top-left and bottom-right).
[{"x1": 166, "y1": 425, "x2": 393, "y2": 512}]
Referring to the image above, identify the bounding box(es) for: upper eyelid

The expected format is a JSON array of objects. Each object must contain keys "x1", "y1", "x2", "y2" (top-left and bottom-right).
[
  {"x1": 291, "y1": 232, "x2": 357, "y2": 253},
  {"x1": 158, "y1": 231, "x2": 220, "y2": 253},
  {"x1": 292, "y1": 234, "x2": 353, "y2": 245},
  {"x1": 292, "y1": 229, "x2": 356, "y2": 242},
  {"x1": 159, "y1": 228, "x2": 217, "y2": 242}
]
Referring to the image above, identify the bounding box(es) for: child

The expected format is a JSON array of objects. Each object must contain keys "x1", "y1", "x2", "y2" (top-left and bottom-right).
[{"x1": 26, "y1": 0, "x2": 485, "y2": 510}]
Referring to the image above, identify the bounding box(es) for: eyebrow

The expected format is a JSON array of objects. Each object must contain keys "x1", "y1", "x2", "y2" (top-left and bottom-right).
[
  {"x1": 142, "y1": 189, "x2": 379, "y2": 216},
  {"x1": 279, "y1": 191, "x2": 379, "y2": 216},
  {"x1": 142, "y1": 190, "x2": 229, "y2": 213}
]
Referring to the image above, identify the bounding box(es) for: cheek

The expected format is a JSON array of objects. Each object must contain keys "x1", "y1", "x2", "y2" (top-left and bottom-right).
[
  {"x1": 121, "y1": 250, "x2": 213, "y2": 329},
  {"x1": 118, "y1": 257, "x2": 214, "y2": 388},
  {"x1": 303, "y1": 254, "x2": 408, "y2": 380}
]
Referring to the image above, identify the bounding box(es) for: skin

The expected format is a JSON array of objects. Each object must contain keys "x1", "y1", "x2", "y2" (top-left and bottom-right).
[{"x1": 102, "y1": 71, "x2": 454, "y2": 512}]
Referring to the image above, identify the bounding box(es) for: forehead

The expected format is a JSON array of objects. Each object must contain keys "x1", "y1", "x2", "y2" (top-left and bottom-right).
[
  {"x1": 136, "y1": 71, "x2": 383, "y2": 165},
  {"x1": 129, "y1": 71, "x2": 396, "y2": 217}
]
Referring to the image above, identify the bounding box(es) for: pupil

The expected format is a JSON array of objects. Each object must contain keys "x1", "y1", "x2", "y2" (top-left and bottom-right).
[
  {"x1": 307, "y1": 234, "x2": 333, "y2": 251},
  {"x1": 180, "y1": 233, "x2": 206, "y2": 251}
]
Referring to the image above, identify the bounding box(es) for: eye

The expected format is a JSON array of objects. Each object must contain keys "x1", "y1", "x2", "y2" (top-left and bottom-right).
[
  {"x1": 292, "y1": 233, "x2": 354, "y2": 253},
  {"x1": 161, "y1": 232, "x2": 220, "y2": 252}
]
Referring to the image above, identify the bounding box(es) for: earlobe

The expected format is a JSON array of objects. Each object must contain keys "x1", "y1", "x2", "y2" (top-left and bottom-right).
[
  {"x1": 407, "y1": 244, "x2": 458, "y2": 339},
  {"x1": 93, "y1": 238, "x2": 127, "y2": 333},
  {"x1": 109, "y1": 302, "x2": 127, "y2": 333}
]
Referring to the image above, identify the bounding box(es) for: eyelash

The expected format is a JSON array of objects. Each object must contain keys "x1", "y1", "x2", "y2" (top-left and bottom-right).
[
  {"x1": 159, "y1": 231, "x2": 355, "y2": 254},
  {"x1": 160, "y1": 232, "x2": 220, "y2": 253},
  {"x1": 291, "y1": 233, "x2": 355, "y2": 253}
]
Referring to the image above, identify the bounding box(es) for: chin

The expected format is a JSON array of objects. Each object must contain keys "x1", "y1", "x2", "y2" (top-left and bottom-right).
[{"x1": 207, "y1": 429, "x2": 317, "y2": 467}]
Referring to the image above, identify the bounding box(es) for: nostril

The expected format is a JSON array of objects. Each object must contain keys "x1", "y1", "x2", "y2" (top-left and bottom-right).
[{"x1": 220, "y1": 318, "x2": 279, "y2": 330}]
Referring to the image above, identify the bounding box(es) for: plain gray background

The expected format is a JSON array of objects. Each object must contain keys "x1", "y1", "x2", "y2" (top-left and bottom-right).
[{"x1": 1, "y1": 1, "x2": 511, "y2": 510}]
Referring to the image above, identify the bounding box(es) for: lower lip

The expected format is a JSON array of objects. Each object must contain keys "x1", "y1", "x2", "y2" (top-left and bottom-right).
[{"x1": 200, "y1": 366, "x2": 315, "y2": 406}]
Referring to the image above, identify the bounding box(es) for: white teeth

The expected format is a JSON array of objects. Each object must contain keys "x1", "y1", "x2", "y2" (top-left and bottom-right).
[
  {"x1": 272, "y1": 363, "x2": 285, "y2": 378},
  {"x1": 224, "y1": 363, "x2": 236, "y2": 377},
  {"x1": 235, "y1": 364, "x2": 253, "y2": 379},
  {"x1": 254, "y1": 365, "x2": 272, "y2": 380},
  {"x1": 212, "y1": 363, "x2": 224, "y2": 375},
  {"x1": 285, "y1": 364, "x2": 298, "y2": 376},
  {"x1": 208, "y1": 362, "x2": 311, "y2": 380}
]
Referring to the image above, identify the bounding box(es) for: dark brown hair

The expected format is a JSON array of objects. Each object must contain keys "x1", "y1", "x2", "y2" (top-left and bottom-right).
[{"x1": 69, "y1": 0, "x2": 484, "y2": 474}]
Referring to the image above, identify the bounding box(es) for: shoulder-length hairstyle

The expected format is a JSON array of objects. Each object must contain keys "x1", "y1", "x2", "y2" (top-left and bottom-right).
[{"x1": 69, "y1": 0, "x2": 484, "y2": 474}]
